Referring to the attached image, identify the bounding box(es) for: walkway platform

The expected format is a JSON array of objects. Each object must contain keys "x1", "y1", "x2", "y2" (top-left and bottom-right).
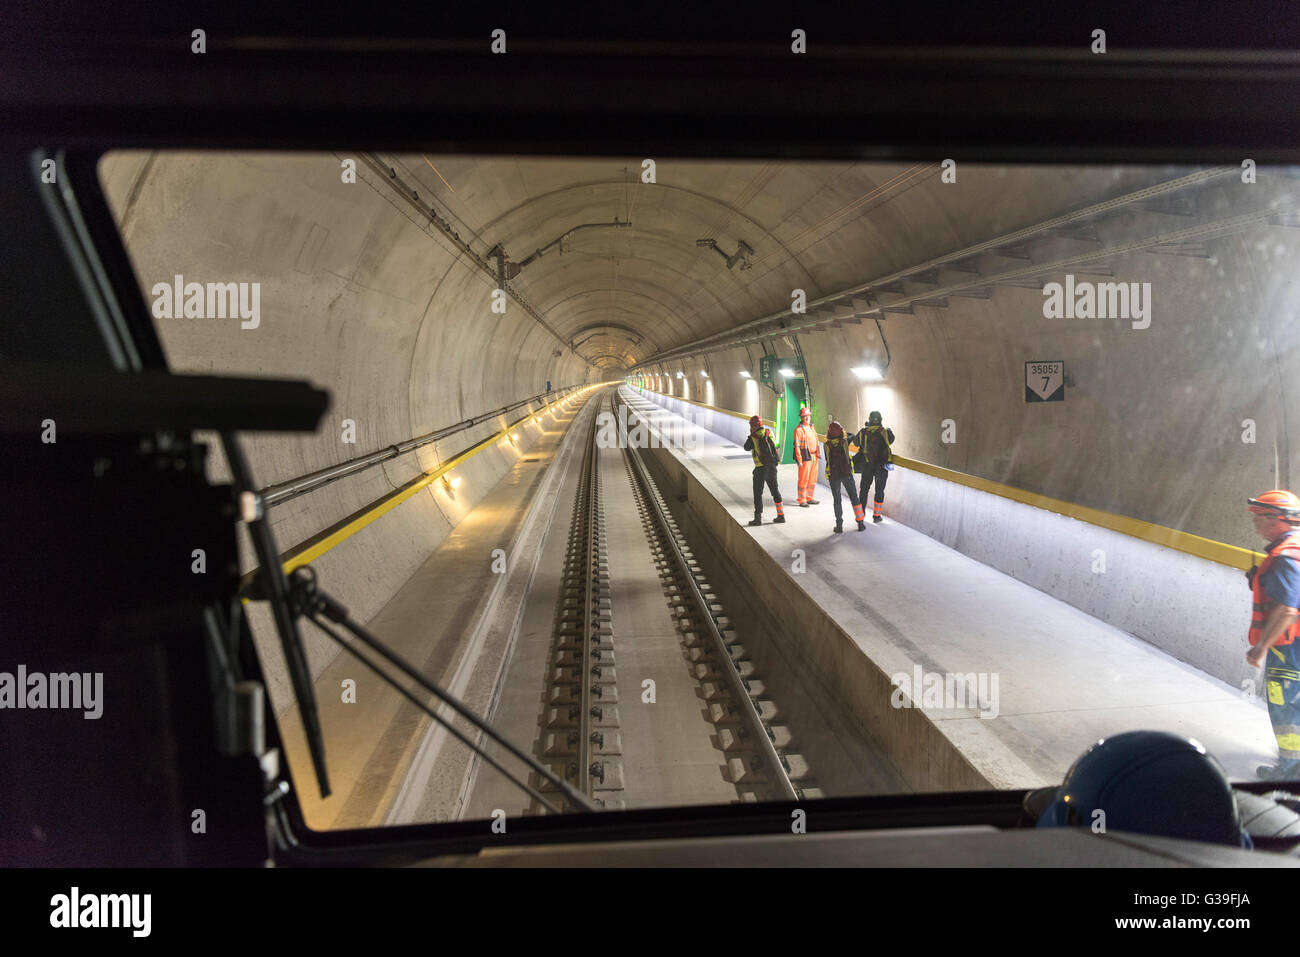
[{"x1": 619, "y1": 387, "x2": 1277, "y2": 790}]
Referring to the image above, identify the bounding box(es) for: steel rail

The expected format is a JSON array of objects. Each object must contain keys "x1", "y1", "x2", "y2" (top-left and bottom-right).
[
  {"x1": 619, "y1": 399, "x2": 798, "y2": 801},
  {"x1": 575, "y1": 400, "x2": 600, "y2": 797}
]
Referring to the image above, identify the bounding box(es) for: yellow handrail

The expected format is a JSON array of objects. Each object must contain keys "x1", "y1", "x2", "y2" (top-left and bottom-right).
[{"x1": 240, "y1": 384, "x2": 607, "y2": 593}]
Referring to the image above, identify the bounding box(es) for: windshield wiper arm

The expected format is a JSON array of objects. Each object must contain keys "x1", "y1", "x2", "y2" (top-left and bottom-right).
[{"x1": 286, "y1": 566, "x2": 597, "y2": 815}]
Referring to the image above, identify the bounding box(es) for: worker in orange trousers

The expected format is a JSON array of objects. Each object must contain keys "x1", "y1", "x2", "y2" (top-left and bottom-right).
[{"x1": 793, "y1": 406, "x2": 821, "y2": 507}]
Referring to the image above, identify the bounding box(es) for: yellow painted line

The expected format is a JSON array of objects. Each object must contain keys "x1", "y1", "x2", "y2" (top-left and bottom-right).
[
  {"x1": 635, "y1": 387, "x2": 1256, "y2": 571},
  {"x1": 240, "y1": 385, "x2": 607, "y2": 596}
]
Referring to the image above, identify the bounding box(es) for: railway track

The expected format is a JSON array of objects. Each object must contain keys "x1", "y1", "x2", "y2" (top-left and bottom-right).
[
  {"x1": 620, "y1": 403, "x2": 823, "y2": 803},
  {"x1": 534, "y1": 395, "x2": 624, "y2": 810},
  {"x1": 524, "y1": 390, "x2": 821, "y2": 813}
]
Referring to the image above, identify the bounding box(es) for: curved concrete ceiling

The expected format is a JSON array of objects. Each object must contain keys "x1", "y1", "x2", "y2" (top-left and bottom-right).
[
  {"x1": 385, "y1": 155, "x2": 1190, "y2": 370},
  {"x1": 97, "y1": 150, "x2": 1300, "y2": 570}
]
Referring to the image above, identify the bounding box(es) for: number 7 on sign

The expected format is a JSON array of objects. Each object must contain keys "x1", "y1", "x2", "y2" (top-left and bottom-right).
[{"x1": 1025, "y1": 360, "x2": 1065, "y2": 402}]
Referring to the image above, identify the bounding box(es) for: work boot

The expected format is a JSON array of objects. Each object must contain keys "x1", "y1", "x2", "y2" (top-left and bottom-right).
[
  {"x1": 873, "y1": 515, "x2": 883, "y2": 524},
  {"x1": 799, "y1": 502, "x2": 810, "y2": 508},
  {"x1": 833, "y1": 522, "x2": 843, "y2": 534},
  {"x1": 748, "y1": 516, "x2": 762, "y2": 527},
  {"x1": 807, "y1": 498, "x2": 820, "y2": 505},
  {"x1": 773, "y1": 514, "x2": 786, "y2": 524},
  {"x1": 857, "y1": 520, "x2": 866, "y2": 530}
]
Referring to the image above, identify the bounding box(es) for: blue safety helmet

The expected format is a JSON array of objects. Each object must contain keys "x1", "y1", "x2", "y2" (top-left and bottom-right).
[{"x1": 1036, "y1": 730, "x2": 1251, "y2": 848}]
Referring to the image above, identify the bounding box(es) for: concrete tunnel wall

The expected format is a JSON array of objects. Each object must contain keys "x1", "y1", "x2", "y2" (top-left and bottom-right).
[
  {"x1": 647, "y1": 179, "x2": 1300, "y2": 551},
  {"x1": 97, "y1": 152, "x2": 596, "y2": 712},
  {"x1": 93, "y1": 150, "x2": 1300, "y2": 725}
]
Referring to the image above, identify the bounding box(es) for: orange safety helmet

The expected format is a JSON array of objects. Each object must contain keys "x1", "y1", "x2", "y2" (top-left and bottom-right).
[
  {"x1": 749, "y1": 414, "x2": 763, "y2": 430},
  {"x1": 1247, "y1": 489, "x2": 1300, "y2": 522},
  {"x1": 799, "y1": 406, "x2": 811, "y2": 422}
]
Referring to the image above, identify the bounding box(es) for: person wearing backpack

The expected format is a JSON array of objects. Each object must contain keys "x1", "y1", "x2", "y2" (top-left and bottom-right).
[
  {"x1": 743, "y1": 415, "x2": 787, "y2": 527},
  {"x1": 824, "y1": 420, "x2": 866, "y2": 533},
  {"x1": 853, "y1": 411, "x2": 895, "y2": 524}
]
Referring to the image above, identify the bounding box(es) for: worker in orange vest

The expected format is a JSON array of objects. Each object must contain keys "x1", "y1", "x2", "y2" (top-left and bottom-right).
[
  {"x1": 1245, "y1": 489, "x2": 1300, "y2": 780},
  {"x1": 793, "y1": 406, "x2": 821, "y2": 507}
]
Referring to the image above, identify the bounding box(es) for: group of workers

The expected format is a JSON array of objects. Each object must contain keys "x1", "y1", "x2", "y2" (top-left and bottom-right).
[
  {"x1": 744, "y1": 406, "x2": 895, "y2": 534},
  {"x1": 738, "y1": 405, "x2": 1299, "y2": 780}
]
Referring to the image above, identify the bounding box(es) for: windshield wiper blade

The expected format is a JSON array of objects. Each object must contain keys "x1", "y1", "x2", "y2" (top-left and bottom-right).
[{"x1": 286, "y1": 566, "x2": 597, "y2": 815}]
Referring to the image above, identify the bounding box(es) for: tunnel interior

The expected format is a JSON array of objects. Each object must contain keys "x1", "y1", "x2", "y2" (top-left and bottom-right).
[{"x1": 93, "y1": 150, "x2": 1300, "y2": 827}]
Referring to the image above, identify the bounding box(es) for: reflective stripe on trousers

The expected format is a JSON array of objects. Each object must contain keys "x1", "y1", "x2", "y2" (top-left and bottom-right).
[
  {"x1": 829, "y1": 474, "x2": 861, "y2": 524},
  {"x1": 797, "y1": 460, "x2": 818, "y2": 503}
]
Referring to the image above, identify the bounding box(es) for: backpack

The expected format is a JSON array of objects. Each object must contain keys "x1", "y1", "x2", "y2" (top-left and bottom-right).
[
  {"x1": 857, "y1": 426, "x2": 895, "y2": 468},
  {"x1": 825, "y1": 437, "x2": 853, "y2": 478}
]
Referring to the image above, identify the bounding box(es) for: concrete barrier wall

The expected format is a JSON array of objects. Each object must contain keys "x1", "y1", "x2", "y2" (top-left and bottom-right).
[
  {"x1": 886, "y1": 466, "x2": 1254, "y2": 691},
  {"x1": 631, "y1": 387, "x2": 1256, "y2": 693},
  {"x1": 628, "y1": 388, "x2": 754, "y2": 448}
]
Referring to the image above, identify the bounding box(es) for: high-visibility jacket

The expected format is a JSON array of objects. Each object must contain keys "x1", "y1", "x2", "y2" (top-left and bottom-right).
[
  {"x1": 1249, "y1": 530, "x2": 1300, "y2": 647},
  {"x1": 794, "y1": 423, "x2": 820, "y2": 464},
  {"x1": 746, "y1": 428, "x2": 778, "y2": 468},
  {"x1": 856, "y1": 425, "x2": 895, "y2": 467},
  {"x1": 824, "y1": 436, "x2": 854, "y2": 479}
]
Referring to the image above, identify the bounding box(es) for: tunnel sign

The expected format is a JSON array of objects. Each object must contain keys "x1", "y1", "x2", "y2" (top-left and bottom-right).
[
  {"x1": 759, "y1": 354, "x2": 776, "y2": 386},
  {"x1": 1025, "y1": 361, "x2": 1064, "y2": 402}
]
